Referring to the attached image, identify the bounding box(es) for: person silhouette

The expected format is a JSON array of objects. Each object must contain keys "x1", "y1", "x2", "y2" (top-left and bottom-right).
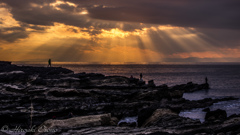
[
  {"x1": 205, "y1": 77, "x2": 208, "y2": 84},
  {"x1": 140, "y1": 73, "x2": 143, "y2": 81},
  {"x1": 140, "y1": 73, "x2": 143, "y2": 79},
  {"x1": 48, "y1": 59, "x2": 51, "y2": 67}
]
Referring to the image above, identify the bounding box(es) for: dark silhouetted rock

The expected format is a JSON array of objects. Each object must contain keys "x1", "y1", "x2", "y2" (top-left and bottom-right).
[
  {"x1": 0, "y1": 62, "x2": 239, "y2": 135},
  {"x1": 148, "y1": 80, "x2": 156, "y2": 87},
  {"x1": 138, "y1": 106, "x2": 158, "y2": 127},
  {"x1": 0, "y1": 61, "x2": 11, "y2": 66},
  {"x1": 142, "y1": 108, "x2": 178, "y2": 127},
  {"x1": 205, "y1": 109, "x2": 227, "y2": 122},
  {"x1": 202, "y1": 108, "x2": 210, "y2": 112}
]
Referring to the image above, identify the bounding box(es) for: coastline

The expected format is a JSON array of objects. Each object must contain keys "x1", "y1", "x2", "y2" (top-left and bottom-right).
[{"x1": 0, "y1": 61, "x2": 240, "y2": 135}]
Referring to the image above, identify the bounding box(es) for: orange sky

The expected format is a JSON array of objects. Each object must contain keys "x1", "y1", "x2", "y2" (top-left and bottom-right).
[{"x1": 0, "y1": 0, "x2": 240, "y2": 63}]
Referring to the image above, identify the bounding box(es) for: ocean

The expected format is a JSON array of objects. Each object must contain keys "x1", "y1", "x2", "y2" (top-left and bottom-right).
[{"x1": 15, "y1": 63, "x2": 240, "y2": 122}]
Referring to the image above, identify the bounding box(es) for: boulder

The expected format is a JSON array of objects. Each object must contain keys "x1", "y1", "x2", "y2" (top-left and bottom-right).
[
  {"x1": 137, "y1": 106, "x2": 158, "y2": 127},
  {"x1": 110, "y1": 117, "x2": 119, "y2": 126},
  {"x1": 168, "y1": 90, "x2": 184, "y2": 99},
  {"x1": 205, "y1": 109, "x2": 227, "y2": 122},
  {"x1": 142, "y1": 108, "x2": 177, "y2": 127},
  {"x1": 148, "y1": 80, "x2": 156, "y2": 87},
  {"x1": 35, "y1": 113, "x2": 112, "y2": 135},
  {"x1": 137, "y1": 80, "x2": 146, "y2": 86}
]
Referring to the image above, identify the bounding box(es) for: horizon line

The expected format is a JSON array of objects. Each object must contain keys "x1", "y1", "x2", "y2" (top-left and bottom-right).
[{"x1": 11, "y1": 61, "x2": 240, "y2": 65}]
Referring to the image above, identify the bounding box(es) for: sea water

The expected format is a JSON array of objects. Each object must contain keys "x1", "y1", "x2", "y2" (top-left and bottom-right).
[{"x1": 16, "y1": 63, "x2": 240, "y2": 122}]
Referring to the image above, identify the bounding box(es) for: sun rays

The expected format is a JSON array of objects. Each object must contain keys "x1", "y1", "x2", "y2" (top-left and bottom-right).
[
  {"x1": 0, "y1": 1, "x2": 239, "y2": 63},
  {"x1": 0, "y1": 20, "x2": 234, "y2": 63}
]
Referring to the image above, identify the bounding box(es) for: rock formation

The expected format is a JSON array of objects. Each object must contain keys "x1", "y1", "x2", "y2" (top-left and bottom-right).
[{"x1": 0, "y1": 61, "x2": 239, "y2": 135}]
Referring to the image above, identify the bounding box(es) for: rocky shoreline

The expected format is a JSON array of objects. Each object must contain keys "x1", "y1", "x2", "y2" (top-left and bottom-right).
[{"x1": 0, "y1": 61, "x2": 240, "y2": 135}]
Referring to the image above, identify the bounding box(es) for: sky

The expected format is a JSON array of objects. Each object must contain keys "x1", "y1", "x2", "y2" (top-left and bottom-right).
[{"x1": 0, "y1": 0, "x2": 240, "y2": 63}]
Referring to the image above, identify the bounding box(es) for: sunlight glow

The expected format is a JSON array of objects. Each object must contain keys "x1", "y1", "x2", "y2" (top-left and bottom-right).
[
  {"x1": 50, "y1": 0, "x2": 77, "y2": 11},
  {"x1": 79, "y1": 9, "x2": 88, "y2": 15},
  {"x1": 100, "y1": 28, "x2": 130, "y2": 38},
  {"x1": 0, "y1": 5, "x2": 238, "y2": 63},
  {"x1": 0, "y1": 6, "x2": 20, "y2": 28}
]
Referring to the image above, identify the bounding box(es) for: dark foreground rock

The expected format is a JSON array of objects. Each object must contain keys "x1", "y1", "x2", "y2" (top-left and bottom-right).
[
  {"x1": 33, "y1": 114, "x2": 240, "y2": 135},
  {"x1": 0, "y1": 62, "x2": 239, "y2": 135},
  {"x1": 34, "y1": 113, "x2": 114, "y2": 135},
  {"x1": 205, "y1": 109, "x2": 227, "y2": 122}
]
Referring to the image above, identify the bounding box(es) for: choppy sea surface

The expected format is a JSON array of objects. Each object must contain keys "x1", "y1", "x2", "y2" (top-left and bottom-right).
[{"x1": 16, "y1": 63, "x2": 240, "y2": 122}]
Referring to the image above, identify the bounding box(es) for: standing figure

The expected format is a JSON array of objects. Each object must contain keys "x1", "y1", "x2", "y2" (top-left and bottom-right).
[
  {"x1": 48, "y1": 59, "x2": 51, "y2": 67},
  {"x1": 205, "y1": 77, "x2": 208, "y2": 84},
  {"x1": 140, "y1": 73, "x2": 143, "y2": 81}
]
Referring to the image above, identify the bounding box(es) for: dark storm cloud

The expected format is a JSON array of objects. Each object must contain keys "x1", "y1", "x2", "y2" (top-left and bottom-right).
[
  {"x1": 0, "y1": 27, "x2": 28, "y2": 42},
  {"x1": 1, "y1": 0, "x2": 56, "y2": 8},
  {"x1": 57, "y1": 3, "x2": 75, "y2": 12},
  {"x1": 1, "y1": 0, "x2": 144, "y2": 32},
  {"x1": 0, "y1": 23, "x2": 46, "y2": 42},
  {"x1": 2, "y1": 0, "x2": 240, "y2": 30},
  {"x1": 196, "y1": 28, "x2": 240, "y2": 48},
  {"x1": 162, "y1": 57, "x2": 240, "y2": 63},
  {"x1": 10, "y1": 5, "x2": 87, "y2": 26},
  {"x1": 85, "y1": 0, "x2": 240, "y2": 29},
  {"x1": 1, "y1": 0, "x2": 240, "y2": 52},
  {"x1": 1, "y1": 0, "x2": 90, "y2": 27}
]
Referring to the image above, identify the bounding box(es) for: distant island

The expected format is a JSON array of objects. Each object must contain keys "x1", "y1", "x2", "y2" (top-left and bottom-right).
[{"x1": 0, "y1": 61, "x2": 239, "y2": 135}]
